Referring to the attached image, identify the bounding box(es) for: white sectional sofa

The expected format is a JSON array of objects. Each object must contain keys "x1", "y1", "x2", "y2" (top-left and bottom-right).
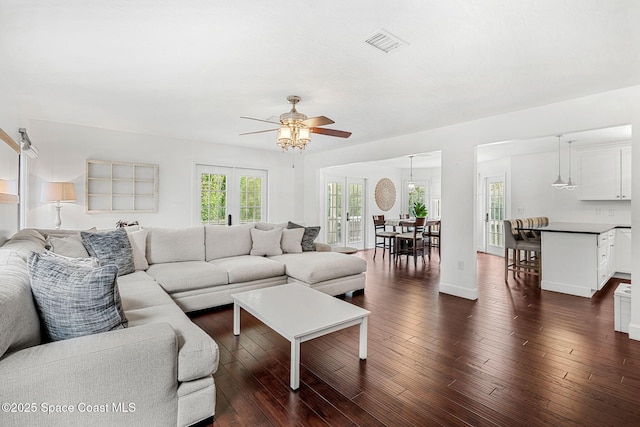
[{"x1": 0, "y1": 222, "x2": 366, "y2": 427}]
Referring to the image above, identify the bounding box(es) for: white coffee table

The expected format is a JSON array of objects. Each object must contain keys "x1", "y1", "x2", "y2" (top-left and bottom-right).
[{"x1": 231, "y1": 283, "x2": 370, "y2": 390}]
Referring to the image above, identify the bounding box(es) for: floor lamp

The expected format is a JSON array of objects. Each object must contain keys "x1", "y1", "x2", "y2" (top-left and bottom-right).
[{"x1": 41, "y1": 182, "x2": 76, "y2": 229}]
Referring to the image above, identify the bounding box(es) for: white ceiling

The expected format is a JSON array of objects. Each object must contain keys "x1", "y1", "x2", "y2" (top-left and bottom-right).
[{"x1": 1, "y1": 1, "x2": 639, "y2": 154}]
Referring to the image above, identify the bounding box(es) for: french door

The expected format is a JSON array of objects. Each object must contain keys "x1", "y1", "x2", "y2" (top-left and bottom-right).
[
  {"x1": 484, "y1": 176, "x2": 505, "y2": 256},
  {"x1": 195, "y1": 164, "x2": 267, "y2": 225},
  {"x1": 326, "y1": 176, "x2": 365, "y2": 249}
]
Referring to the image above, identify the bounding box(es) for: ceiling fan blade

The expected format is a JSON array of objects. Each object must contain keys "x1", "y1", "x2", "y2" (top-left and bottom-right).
[
  {"x1": 240, "y1": 116, "x2": 281, "y2": 125},
  {"x1": 302, "y1": 116, "x2": 334, "y2": 127},
  {"x1": 239, "y1": 128, "x2": 278, "y2": 136},
  {"x1": 310, "y1": 127, "x2": 352, "y2": 138}
]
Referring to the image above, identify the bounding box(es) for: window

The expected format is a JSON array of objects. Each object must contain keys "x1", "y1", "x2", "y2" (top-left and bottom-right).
[
  {"x1": 239, "y1": 175, "x2": 263, "y2": 223},
  {"x1": 196, "y1": 165, "x2": 266, "y2": 225},
  {"x1": 200, "y1": 173, "x2": 227, "y2": 225},
  {"x1": 407, "y1": 185, "x2": 426, "y2": 215}
]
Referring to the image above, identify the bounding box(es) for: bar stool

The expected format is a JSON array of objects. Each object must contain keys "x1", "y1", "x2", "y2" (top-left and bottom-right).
[{"x1": 504, "y1": 219, "x2": 541, "y2": 283}]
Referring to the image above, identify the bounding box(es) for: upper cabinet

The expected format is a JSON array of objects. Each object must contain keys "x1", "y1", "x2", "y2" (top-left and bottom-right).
[{"x1": 577, "y1": 143, "x2": 631, "y2": 201}]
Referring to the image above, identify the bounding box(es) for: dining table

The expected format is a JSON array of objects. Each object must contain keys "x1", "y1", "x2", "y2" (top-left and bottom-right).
[
  {"x1": 384, "y1": 218, "x2": 441, "y2": 256},
  {"x1": 384, "y1": 218, "x2": 440, "y2": 232}
]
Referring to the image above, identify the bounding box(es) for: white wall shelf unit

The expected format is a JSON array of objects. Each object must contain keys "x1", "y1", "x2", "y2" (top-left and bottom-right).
[{"x1": 86, "y1": 160, "x2": 158, "y2": 213}]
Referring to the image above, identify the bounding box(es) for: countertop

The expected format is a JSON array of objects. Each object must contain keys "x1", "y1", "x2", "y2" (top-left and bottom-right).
[{"x1": 531, "y1": 222, "x2": 631, "y2": 234}]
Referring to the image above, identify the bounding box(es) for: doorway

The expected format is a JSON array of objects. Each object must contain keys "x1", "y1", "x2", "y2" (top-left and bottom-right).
[
  {"x1": 484, "y1": 176, "x2": 505, "y2": 256},
  {"x1": 326, "y1": 176, "x2": 365, "y2": 249}
]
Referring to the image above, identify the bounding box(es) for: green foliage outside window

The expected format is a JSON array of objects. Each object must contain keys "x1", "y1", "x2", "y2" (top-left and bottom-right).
[
  {"x1": 201, "y1": 173, "x2": 227, "y2": 224},
  {"x1": 239, "y1": 176, "x2": 262, "y2": 223},
  {"x1": 407, "y1": 185, "x2": 425, "y2": 216}
]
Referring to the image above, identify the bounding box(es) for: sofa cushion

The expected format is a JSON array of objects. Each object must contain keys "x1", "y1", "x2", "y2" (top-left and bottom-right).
[
  {"x1": 125, "y1": 304, "x2": 219, "y2": 382},
  {"x1": 46, "y1": 234, "x2": 90, "y2": 258},
  {"x1": 28, "y1": 251, "x2": 128, "y2": 342},
  {"x1": 250, "y1": 228, "x2": 283, "y2": 256},
  {"x1": 118, "y1": 274, "x2": 176, "y2": 311},
  {"x1": 127, "y1": 228, "x2": 149, "y2": 271},
  {"x1": 0, "y1": 251, "x2": 41, "y2": 356},
  {"x1": 281, "y1": 228, "x2": 304, "y2": 254},
  {"x1": 269, "y1": 252, "x2": 367, "y2": 284},
  {"x1": 146, "y1": 226, "x2": 205, "y2": 264},
  {"x1": 147, "y1": 261, "x2": 228, "y2": 293},
  {"x1": 81, "y1": 228, "x2": 135, "y2": 276},
  {"x1": 6, "y1": 228, "x2": 47, "y2": 245},
  {"x1": 210, "y1": 255, "x2": 286, "y2": 284},
  {"x1": 287, "y1": 222, "x2": 320, "y2": 252},
  {"x1": 1, "y1": 229, "x2": 47, "y2": 257},
  {"x1": 205, "y1": 224, "x2": 254, "y2": 261},
  {"x1": 255, "y1": 222, "x2": 288, "y2": 231}
]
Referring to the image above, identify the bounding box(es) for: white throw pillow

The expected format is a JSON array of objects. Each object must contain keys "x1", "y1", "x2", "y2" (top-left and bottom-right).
[
  {"x1": 127, "y1": 229, "x2": 149, "y2": 271},
  {"x1": 250, "y1": 228, "x2": 283, "y2": 256},
  {"x1": 281, "y1": 228, "x2": 304, "y2": 254}
]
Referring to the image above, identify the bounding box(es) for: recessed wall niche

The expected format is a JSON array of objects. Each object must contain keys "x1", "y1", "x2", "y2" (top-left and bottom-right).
[{"x1": 86, "y1": 160, "x2": 158, "y2": 213}]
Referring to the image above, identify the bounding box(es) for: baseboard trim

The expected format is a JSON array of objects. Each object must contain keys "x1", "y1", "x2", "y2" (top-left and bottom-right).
[
  {"x1": 439, "y1": 281, "x2": 478, "y2": 300},
  {"x1": 628, "y1": 323, "x2": 640, "y2": 341}
]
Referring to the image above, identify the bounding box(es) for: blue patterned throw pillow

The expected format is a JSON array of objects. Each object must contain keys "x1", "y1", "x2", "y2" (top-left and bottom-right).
[
  {"x1": 81, "y1": 228, "x2": 135, "y2": 276},
  {"x1": 27, "y1": 251, "x2": 128, "y2": 342},
  {"x1": 287, "y1": 222, "x2": 320, "y2": 252}
]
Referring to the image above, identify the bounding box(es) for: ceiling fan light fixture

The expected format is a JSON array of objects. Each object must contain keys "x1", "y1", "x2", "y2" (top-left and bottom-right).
[
  {"x1": 242, "y1": 95, "x2": 350, "y2": 152},
  {"x1": 298, "y1": 127, "x2": 311, "y2": 144},
  {"x1": 277, "y1": 126, "x2": 292, "y2": 150}
]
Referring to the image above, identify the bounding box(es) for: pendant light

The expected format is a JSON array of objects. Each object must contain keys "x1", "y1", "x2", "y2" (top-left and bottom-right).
[
  {"x1": 407, "y1": 155, "x2": 416, "y2": 192},
  {"x1": 565, "y1": 140, "x2": 578, "y2": 191},
  {"x1": 551, "y1": 135, "x2": 567, "y2": 189}
]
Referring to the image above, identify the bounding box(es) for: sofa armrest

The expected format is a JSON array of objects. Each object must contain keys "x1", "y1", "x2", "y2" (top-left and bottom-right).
[
  {"x1": 315, "y1": 242, "x2": 331, "y2": 252},
  {"x1": 0, "y1": 323, "x2": 179, "y2": 426}
]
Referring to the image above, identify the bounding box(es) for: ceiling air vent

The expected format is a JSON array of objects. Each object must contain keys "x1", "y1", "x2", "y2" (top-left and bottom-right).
[{"x1": 363, "y1": 28, "x2": 407, "y2": 53}]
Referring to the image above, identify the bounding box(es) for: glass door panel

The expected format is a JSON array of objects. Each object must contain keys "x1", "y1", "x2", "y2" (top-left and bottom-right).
[{"x1": 485, "y1": 176, "x2": 505, "y2": 255}]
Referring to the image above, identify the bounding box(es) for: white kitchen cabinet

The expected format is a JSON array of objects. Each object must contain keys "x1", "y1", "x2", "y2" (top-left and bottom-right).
[
  {"x1": 615, "y1": 228, "x2": 632, "y2": 274},
  {"x1": 577, "y1": 144, "x2": 631, "y2": 201}
]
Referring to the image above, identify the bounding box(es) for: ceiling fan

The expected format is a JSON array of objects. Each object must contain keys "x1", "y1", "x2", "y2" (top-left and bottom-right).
[{"x1": 240, "y1": 95, "x2": 351, "y2": 151}]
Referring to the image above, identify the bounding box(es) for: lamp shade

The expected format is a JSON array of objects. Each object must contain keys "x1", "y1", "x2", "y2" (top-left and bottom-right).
[
  {"x1": 41, "y1": 182, "x2": 76, "y2": 202},
  {"x1": 0, "y1": 179, "x2": 17, "y2": 195}
]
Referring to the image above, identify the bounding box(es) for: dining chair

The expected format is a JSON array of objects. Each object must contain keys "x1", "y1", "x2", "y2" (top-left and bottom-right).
[
  {"x1": 373, "y1": 215, "x2": 398, "y2": 259},
  {"x1": 427, "y1": 220, "x2": 441, "y2": 258},
  {"x1": 399, "y1": 213, "x2": 410, "y2": 219},
  {"x1": 395, "y1": 217, "x2": 427, "y2": 267}
]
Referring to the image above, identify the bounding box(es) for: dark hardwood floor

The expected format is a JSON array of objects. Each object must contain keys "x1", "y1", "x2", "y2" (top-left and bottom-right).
[{"x1": 190, "y1": 249, "x2": 639, "y2": 426}]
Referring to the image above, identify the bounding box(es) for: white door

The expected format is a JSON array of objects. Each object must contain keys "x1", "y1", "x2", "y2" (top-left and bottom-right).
[
  {"x1": 326, "y1": 176, "x2": 365, "y2": 249},
  {"x1": 485, "y1": 176, "x2": 505, "y2": 256},
  {"x1": 195, "y1": 164, "x2": 267, "y2": 225}
]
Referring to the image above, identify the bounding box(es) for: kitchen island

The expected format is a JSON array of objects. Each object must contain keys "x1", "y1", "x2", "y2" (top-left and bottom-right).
[{"x1": 536, "y1": 222, "x2": 631, "y2": 297}]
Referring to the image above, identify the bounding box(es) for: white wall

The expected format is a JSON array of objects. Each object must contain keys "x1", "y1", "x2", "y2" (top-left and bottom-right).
[{"x1": 25, "y1": 120, "x2": 297, "y2": 230}]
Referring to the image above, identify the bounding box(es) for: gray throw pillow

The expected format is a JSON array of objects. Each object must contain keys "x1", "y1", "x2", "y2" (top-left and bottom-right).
[
  {"x1": 287, "y1": 222, "x2": 320, "y2": 252},
  {"x1": 46, "y1": 234, "x2": 90, "y2": 258},
  {"x1": 27, "y1": 251, "x2": 128, "y2": 342},
  {"x1": 81, "y1": 228, "x2": 135, "y2": 276}
]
